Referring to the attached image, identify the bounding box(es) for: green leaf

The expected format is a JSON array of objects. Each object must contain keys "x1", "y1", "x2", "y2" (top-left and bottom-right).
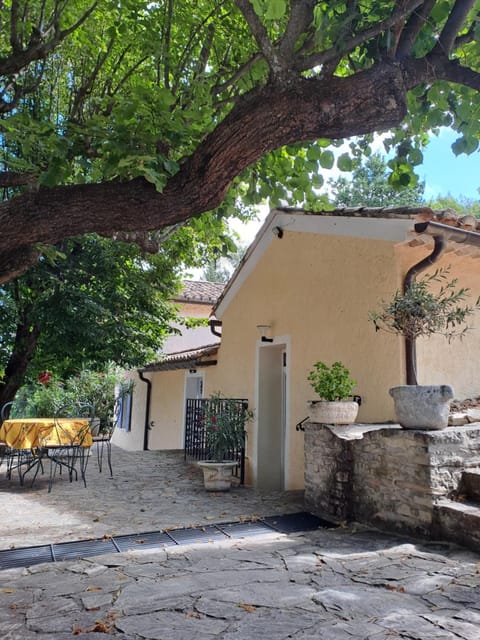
[
  {"x1": 306, "y1": 146, "x2": 322, "y2": 161},
  {"x1": 311, "y1": 174, "x2": 324, "y2": 188},
  {"x1": 319, "y1": 150, "x2": 334, "y2": 169},
  {"x1": 265, "y1": 0, "x2": 287, "y2": 20},
  {"x1": 431, "y1": 1, "x2": 452, "y2": 22},
  {"x1": 408, "y1": 148, "x2": 423, "y2": 166},
  {"x1": 337, "y1": 153, "x2": 353, "y2": 172},
  {"x1": 451, "y1": 135, "x2": 478, "y2": 156}
]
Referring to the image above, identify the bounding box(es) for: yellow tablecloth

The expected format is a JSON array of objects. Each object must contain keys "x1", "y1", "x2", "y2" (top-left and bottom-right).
[{"x1": 0, "y1": 418, "x2": 93, "y2": 449}]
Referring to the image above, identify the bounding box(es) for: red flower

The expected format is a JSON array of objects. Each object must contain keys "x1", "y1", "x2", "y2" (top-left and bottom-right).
[{"x1": 38, "y1": 371, "x2": 52, "y2": 385}]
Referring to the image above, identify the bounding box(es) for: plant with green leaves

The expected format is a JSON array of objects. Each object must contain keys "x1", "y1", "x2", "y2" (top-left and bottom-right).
[
  {"x1": 2, "y1": 2, "x2": 480, "y2": 283},
  {"x1": 203, "y1": 394, "x2": 253, "y2": 462},
  {"x1": 11, "y1": 364, "x2": 130, "y2": 431},
  {"x1": 308, "y1": 361, "x2": 356, "y2": 402},
  {"x1": 369, "y1": 268, "x2": 480, "y2": 343},
  {"x1": 11, "y1": 378, "x2": 72, "y2": 418}
]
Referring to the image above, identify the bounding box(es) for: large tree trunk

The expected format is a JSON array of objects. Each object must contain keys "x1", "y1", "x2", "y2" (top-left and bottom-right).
[{"x1": 0, "y1": 322, "x2": 40, "y2": 409}]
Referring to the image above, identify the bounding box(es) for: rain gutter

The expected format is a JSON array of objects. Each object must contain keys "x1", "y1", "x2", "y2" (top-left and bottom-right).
[
  {"x1": 209, "y1": 318, "x2": 222, "y2": 337},
  {"x1": 138, "y1": 370, "x2": 152, "y2": 451},
  {"x1": 414, "y1": 221, "x2": 480, "y2": 247},
  {"x1": 404, "y1": 220, "x2": 480, "y2": 385}
]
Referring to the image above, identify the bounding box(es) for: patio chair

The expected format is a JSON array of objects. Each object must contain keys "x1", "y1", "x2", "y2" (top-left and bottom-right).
[
  {"x1": 0, "y1": 401, "x2": 13, "y2": 469},
  {"x1": 92, "y1": 400, "x2": 120, "y2": 477},
  {"x1": 42, "y1": 402, "x2": 95, "y2": 492},
  {"x1": 0, "y1": 401, "x2": 39, "y2": 484}
]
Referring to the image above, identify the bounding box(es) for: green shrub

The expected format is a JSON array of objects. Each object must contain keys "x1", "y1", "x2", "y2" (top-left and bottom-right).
[{"x1": 12, "y1": 363, "x2": 130, "y2": 426}]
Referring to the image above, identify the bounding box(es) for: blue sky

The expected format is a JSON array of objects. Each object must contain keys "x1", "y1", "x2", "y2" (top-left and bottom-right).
[{"x1": 419, "y1": 128, "x2": 480, "y2": 200}]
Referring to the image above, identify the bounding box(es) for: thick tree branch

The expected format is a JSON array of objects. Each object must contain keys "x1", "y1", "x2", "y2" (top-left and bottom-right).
[
  {"x1": 0, "y1": 319, "x2": 40, "y2": 407},
  {"x1": 235, "y1": 0, "x2": 283, "y2": 76},
  {"x1": 0, "y1": 171, "x2": 37, "y2": 188},
  {"x1": 0, "y1": 1, "x2": 97, "y2": 76},
  {"x1": 403, "y1": 55, "x2": 480, "y2": 92},
  {"x1": 0, "y1": 62, "x2": 409, "y2": 283},
  {"x1": 279, "y1": 0, "x2": 315, "y2": 60},
  {"x1": 294, "y1": 0, "x2": 423, "y2": 72},
  {"x1": 396, "y1": 0, "x2": 436, "y2": 58},
  {"x1": 213, "y1": 52, "x2": 264, "y2": 96},
  {"x1": 433, "y1": 0, "x2": 477, "y2": 56}
]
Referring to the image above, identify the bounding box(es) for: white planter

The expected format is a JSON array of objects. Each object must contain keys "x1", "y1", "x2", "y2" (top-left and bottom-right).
[
  {"x1": 197, "y1": 461, "x2": 238, "y2": 491},
  {"x1": 389, "y1": 385, "x2": 454, "y2": 430},
  {"x1": 308, "y1": 400, "x2": 359, "y2": 425}
]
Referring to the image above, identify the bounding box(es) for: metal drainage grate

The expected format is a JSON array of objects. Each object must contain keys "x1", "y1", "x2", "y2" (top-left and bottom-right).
[
  {"x1": 52, "y1": 538, "x2": 119, "y2": 562},
  {"x1": 114, "y1": 531, "x2": 177, "y2": 552},
  {"x1": 0, "y1": 512, "x2": 333, "y2": 570},
  {"x1": 0, "y1": 545, "x2": 53, "y2": 570},
  {"x1": 217, "y1": 520, "x2": 277, "y2": 538},
  {"x1": 167, "y1": 525, "x2": 228, "y2": 545}
]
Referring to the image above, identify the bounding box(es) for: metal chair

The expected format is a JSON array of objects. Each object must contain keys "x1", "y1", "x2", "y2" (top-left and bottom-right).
[
  {"x1": 41, "y1": 403, "x2": 95, "y2": 492},
  {"x1": 92, "y1": 400, "x2": 120, "y2": 477},
  {"x1": 0, "y1": 401, "x2": 39, "y2": 484},
  {"x1": 0, "y1": 401, "x2": 13, "y2": 469}
]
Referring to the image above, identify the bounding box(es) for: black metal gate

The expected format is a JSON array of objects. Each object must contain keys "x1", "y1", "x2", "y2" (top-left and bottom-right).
[{"x1": 184, "y1": 398, "x2": 247, "y2": 484}]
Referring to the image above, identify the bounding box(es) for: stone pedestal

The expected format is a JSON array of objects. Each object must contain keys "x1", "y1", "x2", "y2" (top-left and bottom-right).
[{"x1": 304, "y1": 422, "x2": 480, "y2": 538}]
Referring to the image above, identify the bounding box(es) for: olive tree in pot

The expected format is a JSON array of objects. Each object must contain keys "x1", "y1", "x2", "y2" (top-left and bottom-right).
[
  {"x1": 307, "y1": 361, "x2": 359, "y2": 425},
  {"x1": 197, "y1": 393, "x2": 254, "y2": 491},
  {"x1": 369, "y1": 267, "x2": 480, "y2": 429}
]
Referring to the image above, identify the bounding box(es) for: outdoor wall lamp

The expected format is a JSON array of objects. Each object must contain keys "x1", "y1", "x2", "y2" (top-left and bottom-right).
[{"x1": 257, "y1": 324, "x2": 274, "y2": 342}]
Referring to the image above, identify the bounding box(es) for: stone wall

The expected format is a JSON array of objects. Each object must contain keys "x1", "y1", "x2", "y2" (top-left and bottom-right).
[{"x1": 304, "y1": 422, "x2": 480, "y2": 537}]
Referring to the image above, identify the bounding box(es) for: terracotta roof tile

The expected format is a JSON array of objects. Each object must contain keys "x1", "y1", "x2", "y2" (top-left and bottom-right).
[
  {"x1": 141, "y1": 344, "x2": 219, "y2": 372},
  {"x1": 174, "y1": 280, "x2": 226, "y2": 304}
]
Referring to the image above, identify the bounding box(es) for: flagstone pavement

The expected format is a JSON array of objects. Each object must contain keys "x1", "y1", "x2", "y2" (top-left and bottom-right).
[{"x1": 1, "y1": 446, "x2": 480, "y2": 639}]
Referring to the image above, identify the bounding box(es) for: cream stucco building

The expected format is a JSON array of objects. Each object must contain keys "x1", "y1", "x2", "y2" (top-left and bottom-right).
[{"x1": 113, "y1": 207, "x2": 480, "y2": 491}]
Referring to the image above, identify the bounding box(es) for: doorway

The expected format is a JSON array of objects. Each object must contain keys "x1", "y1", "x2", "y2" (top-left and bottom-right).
[
  {"x1": 183, "y1": 371, "x2": 204, "y2": 443},
  {"x1": 256, "y1": 342, "x2": 288, "y2": 491},
  {"x1": 184, "y1": 371, "x2": 204, "y2": 401}
]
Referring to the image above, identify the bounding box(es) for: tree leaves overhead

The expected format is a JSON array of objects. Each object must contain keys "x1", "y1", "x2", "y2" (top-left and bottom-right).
[{"x1": 1, "y1": 1, "x2": 480, "y2": 281}]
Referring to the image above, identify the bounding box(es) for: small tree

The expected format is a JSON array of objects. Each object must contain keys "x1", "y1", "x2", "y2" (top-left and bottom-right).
[{"x1": 369, "y1": 267, "x2": 480, "y2": 384}]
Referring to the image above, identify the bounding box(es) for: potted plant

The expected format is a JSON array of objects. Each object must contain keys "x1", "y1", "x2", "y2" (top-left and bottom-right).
[
  {"x1": 307, "y1": 361, "x2": 359, "y2": 424},
  {"x1": 197, "y1": 393, "x2": 253, "y2": 491},
  {"x1": 369, "y1": 267, "x2": 480, "y2": 429}
]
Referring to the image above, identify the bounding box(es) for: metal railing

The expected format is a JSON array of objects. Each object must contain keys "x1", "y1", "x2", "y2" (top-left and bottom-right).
[{"x1": 184, "y1": 398, "x2": 247, "y2": 484}]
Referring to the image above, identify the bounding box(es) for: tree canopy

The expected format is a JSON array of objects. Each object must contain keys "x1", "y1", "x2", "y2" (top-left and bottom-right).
[
  {"x1": 0, "y1": 234, "x2": 185, "y2": 405},
  {"x1": 1, "y1": 1, "x2": 480, "y2": 282},
  {"x1": 329, "y1": 153, "x2": 425, "y2": 207}
]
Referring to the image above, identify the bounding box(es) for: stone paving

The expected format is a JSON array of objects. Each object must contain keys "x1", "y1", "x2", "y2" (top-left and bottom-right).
[
  {"x1": 1, "y1": 447, "x2": 480, "y2": 639},
  {"x1": 0, "y1": 447, "x2": 304, "y2": 549}
]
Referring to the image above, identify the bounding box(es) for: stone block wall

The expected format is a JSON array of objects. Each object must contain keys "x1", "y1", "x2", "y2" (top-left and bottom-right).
[{"x1": 304, "y1": 423, "x2": 480, "y2": 538}]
